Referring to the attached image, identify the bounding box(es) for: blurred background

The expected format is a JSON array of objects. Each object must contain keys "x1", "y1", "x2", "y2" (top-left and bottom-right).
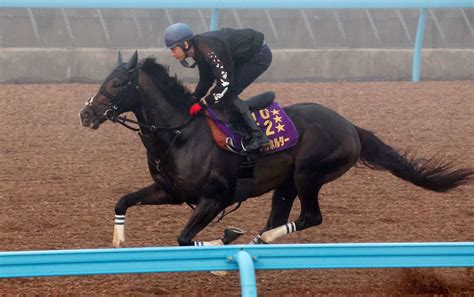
[
  {"x1": 1, "y1": 8, "x2": 473, "y2": 82},
  {"x1": 2, "y1": 8, "x2": 474, "y2": 48}
]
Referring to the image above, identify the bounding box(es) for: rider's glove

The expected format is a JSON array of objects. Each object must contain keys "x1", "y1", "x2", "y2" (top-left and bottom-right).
[{"x1": 189, "y1": 102, "x2": 206, "y2": 116}]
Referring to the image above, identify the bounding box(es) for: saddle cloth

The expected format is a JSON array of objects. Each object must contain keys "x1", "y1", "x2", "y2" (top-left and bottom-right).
[{"x1": 205, "y1": 102, "x2": 299, "y2": 155}]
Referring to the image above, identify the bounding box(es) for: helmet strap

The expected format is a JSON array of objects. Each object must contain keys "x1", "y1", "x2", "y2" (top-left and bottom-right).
[
  {"x1": 179, "y1": 41, "x2": 196, "y2": 68},
  {"x1": 180, "y1": 58, "x2": 196, "y2": 68}
]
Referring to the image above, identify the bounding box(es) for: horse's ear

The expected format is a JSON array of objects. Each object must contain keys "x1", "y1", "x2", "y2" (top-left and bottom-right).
[
  {"x1": 116, "y1": 51, "x2": 124, "y2": 66},
  {"x1": 126, "y1": 50, "x2": 138, "y2": 71}
]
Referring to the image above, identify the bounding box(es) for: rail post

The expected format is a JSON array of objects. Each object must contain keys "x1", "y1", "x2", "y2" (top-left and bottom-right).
[
  {"x1": 210, "y1": 8, "x2": 220, "y2": 30},
  {"x1": 413, "y1": 8, "x2": 428, "y2": 82}
]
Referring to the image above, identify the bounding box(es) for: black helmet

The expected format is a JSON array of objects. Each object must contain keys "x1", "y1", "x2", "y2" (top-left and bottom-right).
[{"x1": 164, "y1": 23, "x2": 194, "y2": 48}]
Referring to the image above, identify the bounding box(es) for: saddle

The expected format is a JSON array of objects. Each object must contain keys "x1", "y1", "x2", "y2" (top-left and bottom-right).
[{"x1": 205, "y1": 91, "x2": 299, "y2": 155}]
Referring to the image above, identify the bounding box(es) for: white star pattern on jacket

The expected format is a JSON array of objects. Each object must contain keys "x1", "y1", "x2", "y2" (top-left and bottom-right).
[{"x1": 206, "y1": 50, "x2": 229, "y2": 102}]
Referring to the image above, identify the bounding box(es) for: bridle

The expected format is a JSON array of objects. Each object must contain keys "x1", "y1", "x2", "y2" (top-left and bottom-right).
[
  {"x1": 86, "y1": 64, "x2": 197, "y2": 134},
  {"x1": 89, "y1": 66, "x2": 140, "y2": 121},
  {"x1": 85, "y1": 66, "x2": 138, "y2": 125}
]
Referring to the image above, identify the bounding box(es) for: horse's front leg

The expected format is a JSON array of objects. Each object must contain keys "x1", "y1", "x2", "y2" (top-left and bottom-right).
[
  {"x1": 113, "y1": 183, "x2": 178, "y2": 247},
  {"x1": 177, "y1": 196, "x2": 227, "y2": 246}
]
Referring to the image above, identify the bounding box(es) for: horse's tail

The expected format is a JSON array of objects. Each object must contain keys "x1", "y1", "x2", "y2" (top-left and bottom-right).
[{"x1": 355, "y1": 126, "x2": 473, "y2": 192}]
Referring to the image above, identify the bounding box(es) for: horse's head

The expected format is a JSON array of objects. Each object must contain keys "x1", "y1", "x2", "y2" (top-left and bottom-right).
[{"x1": 80, "y1": 51, "x2": 140, "y2": 129}]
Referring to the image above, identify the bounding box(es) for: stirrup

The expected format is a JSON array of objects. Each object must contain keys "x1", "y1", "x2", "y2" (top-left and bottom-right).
[{"x1": 244, "y1": 138, "x2": 266, "y2": 151}]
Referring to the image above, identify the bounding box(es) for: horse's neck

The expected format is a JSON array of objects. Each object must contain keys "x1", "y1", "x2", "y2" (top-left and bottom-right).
[
  {"x1": 133, "y1": 89, "x2": 200, "y2": 152},
  {"x1": 141, "y1": 87, "x2": 188, "y2": 128},
  {"x1": 133, "y1": 73, "x2": 211, "y2": 164}
]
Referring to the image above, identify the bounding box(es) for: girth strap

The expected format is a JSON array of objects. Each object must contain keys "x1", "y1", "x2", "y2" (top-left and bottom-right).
[{"x1": 233, "y1": 154, "x2": 256, "y2": 203}]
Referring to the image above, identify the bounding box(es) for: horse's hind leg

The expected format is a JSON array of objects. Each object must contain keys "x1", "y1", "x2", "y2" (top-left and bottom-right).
[
  {"x1": 264, "y1": 181, "x2": 298, "y2": 231},
  {"x1": 113, "y1": 183, "x2": 177, "y2": 247},
  {"x1": 287, "y1": 134, "x2": 359, "y2": 239},
  {"x1": 249, "y1": 180, "x2": 297, "y2": 244},
  {"x1": 252, "y1": 185, "x2": 322, "y2": 244},
  {"x1": 251, "y1": 125, "x2": 358, "y2": 244},
  {"x1": 292, "y1": 182, "x2": 323, "y2": 233},
  {"x1": 286, "y1": 148, "x2": 356, "y2": 239}
]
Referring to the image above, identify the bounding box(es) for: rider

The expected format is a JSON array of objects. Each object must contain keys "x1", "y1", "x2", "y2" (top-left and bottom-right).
[{"x1": 164, "y1": 23, "x2": 272, "y2": 152}]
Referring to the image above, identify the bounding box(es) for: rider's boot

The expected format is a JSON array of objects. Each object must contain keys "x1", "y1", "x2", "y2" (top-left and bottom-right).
[{"x1": 240, "y1": 110, "x2": 270, "y2": 151}]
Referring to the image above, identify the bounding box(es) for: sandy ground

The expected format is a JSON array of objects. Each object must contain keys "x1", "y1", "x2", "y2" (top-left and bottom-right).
[{"x1": 0, "y1": 80, "x2": 473, "y2": 295}]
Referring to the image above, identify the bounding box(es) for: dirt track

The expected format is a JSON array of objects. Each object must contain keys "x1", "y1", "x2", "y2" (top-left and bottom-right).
[{"x1": 0, "y1": 81, "x2": 473, "y2": 295}]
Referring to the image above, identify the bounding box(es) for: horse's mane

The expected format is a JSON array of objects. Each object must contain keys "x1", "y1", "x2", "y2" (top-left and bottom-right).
[{"x1": 140, "y1": 57, "x2": 194, "y2": 111}]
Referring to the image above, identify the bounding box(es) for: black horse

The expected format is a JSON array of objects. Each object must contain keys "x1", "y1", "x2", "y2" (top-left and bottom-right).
[{"x1": 79, "y1": 52, "x2": 473, "y2": 247}]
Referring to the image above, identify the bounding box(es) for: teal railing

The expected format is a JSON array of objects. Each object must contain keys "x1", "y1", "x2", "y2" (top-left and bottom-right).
[{"x1": 1, "y1": 242, "x2": 474, "y2": 297}]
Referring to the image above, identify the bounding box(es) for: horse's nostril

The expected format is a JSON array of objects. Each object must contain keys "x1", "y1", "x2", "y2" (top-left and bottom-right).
[
  {"x1": 80, "y1": 109, "x2": 93, "y2": 123},
  {"x1": 79, "y1": 111, "x2": 88, "y2": 121}
]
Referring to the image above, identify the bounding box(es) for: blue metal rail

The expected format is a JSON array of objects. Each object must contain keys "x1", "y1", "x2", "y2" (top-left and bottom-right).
[
  {"x1": 1, "y1": 1, "x2": 474, "y2": 81},
  {"x1": 1, "y1": 242, "x2": 474, "y2": 297}
]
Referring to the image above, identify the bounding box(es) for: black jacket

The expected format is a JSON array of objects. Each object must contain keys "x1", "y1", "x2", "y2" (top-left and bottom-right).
[{"x1": 191, "y1": 28, "x2": 264, "y2": 105}]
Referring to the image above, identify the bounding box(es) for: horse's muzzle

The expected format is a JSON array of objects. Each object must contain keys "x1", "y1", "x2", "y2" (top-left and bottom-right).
[{"x1": 79, "y1": 106, "x2": 101, "y2": 129}]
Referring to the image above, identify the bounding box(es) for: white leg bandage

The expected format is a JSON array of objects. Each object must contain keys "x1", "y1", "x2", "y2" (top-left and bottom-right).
[
  {"x1": 113, "y1": 215, "x2": 125, "y2": 248},
  {"x1": 260, "y1": 222, "x2": 297, "y2": 243},
  {"x1": 114, "y1": 214, "x2": 125, "y2": 225}
]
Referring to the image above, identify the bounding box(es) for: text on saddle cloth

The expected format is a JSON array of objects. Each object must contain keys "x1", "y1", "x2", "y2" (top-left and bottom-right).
[{"x1": 205, "y1": 102, "x2": 299, "y2": 154}]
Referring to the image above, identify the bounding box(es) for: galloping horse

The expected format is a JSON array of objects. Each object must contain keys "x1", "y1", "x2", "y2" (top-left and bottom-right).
[{"x1": 79, "y1": 52, "x2": 473, "y2": 247}]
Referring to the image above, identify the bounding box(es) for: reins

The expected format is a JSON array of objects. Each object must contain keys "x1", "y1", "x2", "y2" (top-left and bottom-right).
[{"x1": 114, "y1": 113, "x2": 196, "y2": 133}]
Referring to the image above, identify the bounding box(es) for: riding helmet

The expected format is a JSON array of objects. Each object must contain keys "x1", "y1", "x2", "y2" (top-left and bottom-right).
[{"x1": 164, "y1": 23, "x2": 194, "y2": 48}]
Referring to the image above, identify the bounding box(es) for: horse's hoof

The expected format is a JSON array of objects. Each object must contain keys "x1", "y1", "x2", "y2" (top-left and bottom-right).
[
  {"x1": 112, "y1": 240, "x2": 124, "y2": 248},
  {"x1": 211, "y1": 270, "x2": 229, "y2": 277},
  {"x1": 222, "y1": 227, "x2": 245, "y2": 244},
  {"x1": 112, "y1": 236, "x2": 124, "y2": 248}
]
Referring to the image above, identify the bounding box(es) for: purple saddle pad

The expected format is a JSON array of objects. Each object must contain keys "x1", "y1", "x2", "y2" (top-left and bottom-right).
[{"x1": 207, "y1": 102, "x2": 299, "y2": 155}]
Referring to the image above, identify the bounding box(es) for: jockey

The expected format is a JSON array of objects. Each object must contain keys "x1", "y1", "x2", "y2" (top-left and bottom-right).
[{"x1": 164, "y1": 23, "x2": 272, "y2": 152}]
